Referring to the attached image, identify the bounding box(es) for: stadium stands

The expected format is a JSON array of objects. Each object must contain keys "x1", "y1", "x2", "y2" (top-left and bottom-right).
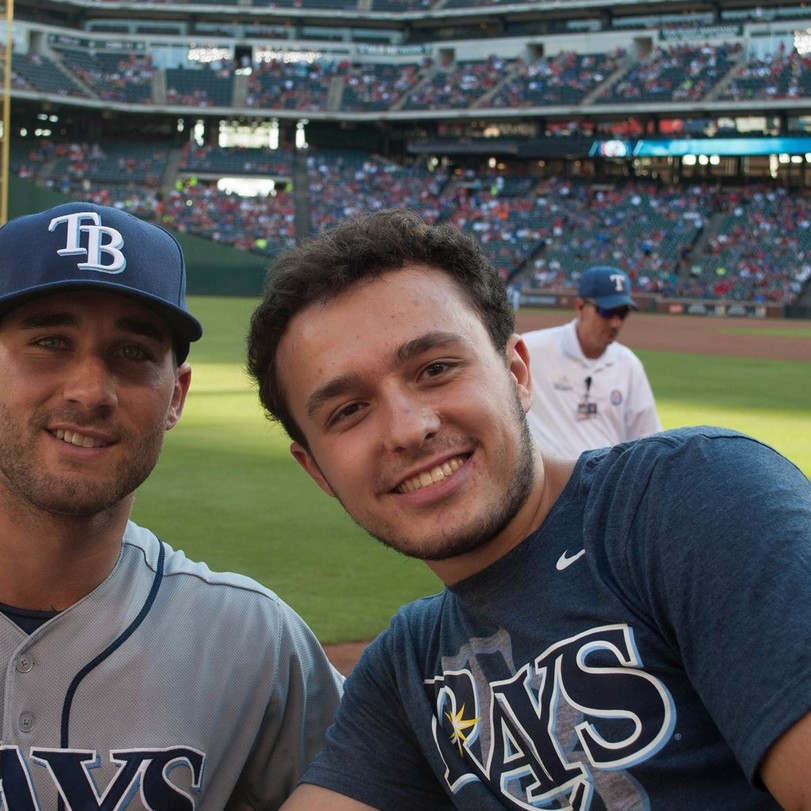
[
  {"x1": 339, "y1": 62, "x2": 424, "y2": 112},
  {"x1": 400, "y1": 55, "x2": 517, "y2": 111},
  {"x1": 178, "y1": 144, "x2": 294, "y2": 177},
  {"x1": 11, "y1": 52, "x2": 87, "y2": 98},
  {"x1": 51, "y1": 46, "x2": 155, "y2": 103},
  {"x1": 10, "y1": 133, "x2": 810, "y2": 306},
  {"x1": 246, "y1": 58, "x2": 346, "y2": 111},
  {"x1": 491, "y1": 50, "x2": 626, "y2": 109},
  {"x1": 595, "y1": 42, "x2": 743, "y2": 104},
  {"x1": 719, "y1": 48, "x2": 811, "y2": 101},
  {"x1": 3, "y1": 0, "x2": 811, "y2": 311},
  {"x1": 165, "y1": 66, "x2": 235, "y2": 107}
]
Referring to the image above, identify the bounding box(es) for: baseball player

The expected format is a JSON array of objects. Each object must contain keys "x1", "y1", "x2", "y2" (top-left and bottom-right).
[
  {"x1": 0, "y1": 202, "x2": 342, "y2": 810},
  {"x1": 522, "y1": 265, "x2": 662, "y2": 457},
  {"x1": 245, "y1": 210, "x2": 811, "y2": 810}
]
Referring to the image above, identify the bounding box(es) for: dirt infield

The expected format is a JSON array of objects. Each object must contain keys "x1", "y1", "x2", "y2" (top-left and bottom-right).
[
  {"x1": 325, "y1": 642, "x2": 370, "y2": 676},
  {"x1": 515, "y1": 310, "x2": 811, "y2": 361},
  {"x1": 323, "y1": 311, "x2": 810, "y2": 674}
]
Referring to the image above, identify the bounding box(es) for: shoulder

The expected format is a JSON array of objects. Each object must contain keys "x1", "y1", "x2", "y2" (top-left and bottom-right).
[
  {"x1": 122, "y1": 523, "x2": 305, "y2": 625},
  {"x1": 521, "y1": 321, "x2": 568, "y2": 348},
  {"x1": 124, "y1": 524, "x2": 271, "y2": 592},
  {"x1": 604, "y1": 340, "x2": 645, "y2": 366},
  {"x1": 118, "y1": 525, "x2": 342, "y2": 701},
  {"x1": 582, "y1": 427, "x2": 807, "y2": 510},
  {"x1": 586, "y1": 425, "x2": 777, "y2": 468},
  {"x1": 577, "y1": 428, "x2": 810, "y2": 598}
]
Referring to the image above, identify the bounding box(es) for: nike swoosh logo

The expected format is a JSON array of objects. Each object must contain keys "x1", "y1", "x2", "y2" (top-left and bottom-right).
[{"x1": 556, "y1": 549, "x2": 586, "y2": 571}]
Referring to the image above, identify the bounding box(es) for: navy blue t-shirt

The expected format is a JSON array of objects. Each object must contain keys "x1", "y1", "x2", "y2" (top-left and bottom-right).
[{"x1": 304, "y1": 427, "x2": 811, "y2": 809}]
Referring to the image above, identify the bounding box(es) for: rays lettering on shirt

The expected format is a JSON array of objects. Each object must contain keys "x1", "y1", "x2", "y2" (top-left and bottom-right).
[
  {"x1": 425, "y1": 625, "x2": 676, "y2": 809},
  {"x1": 0, "y1": 746, "x2": 205, "y2": 809}
]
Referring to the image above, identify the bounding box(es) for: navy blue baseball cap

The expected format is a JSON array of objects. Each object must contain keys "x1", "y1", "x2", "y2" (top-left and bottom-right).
[
  {"x1": 578, "y1": 265, "x2": 637, "y2": 310},
  {"x1": 0, "y1": 202, "x2": 203, "y2": 362}
]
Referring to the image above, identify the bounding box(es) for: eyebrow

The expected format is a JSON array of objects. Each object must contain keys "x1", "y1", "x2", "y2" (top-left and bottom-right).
[
  {"x1": 18, "y1": 312, "x2": 167, "y2": 343},
  {"x1": 393, "y1": 331, "x2": 466, "y2": 366},
  {"x1": 306, "y1": 373, "x2": 363, "y2": 418},
  {"x1": 305, "y1": 330, "x2": 468, "y2": 419},
  {"x1": 19, "y1": 312, "x2": 78, "y2": 329}
]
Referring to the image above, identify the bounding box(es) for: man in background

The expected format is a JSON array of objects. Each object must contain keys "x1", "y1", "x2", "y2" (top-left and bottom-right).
[
  {"x1": 0, "y1": 201, "x2": 342, "y2": 809},
  {"x1": 522, "y1": 265, "x2": 661, "y2": 457}
]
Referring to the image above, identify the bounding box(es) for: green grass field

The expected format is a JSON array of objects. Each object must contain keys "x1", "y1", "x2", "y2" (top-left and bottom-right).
[{"x1": 131, "y1": 298, "x2": 811, "y2": 644}]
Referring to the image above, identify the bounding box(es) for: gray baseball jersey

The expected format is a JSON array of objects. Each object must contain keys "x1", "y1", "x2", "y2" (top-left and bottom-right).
[{"x1": 0, "y1": 521, "x2": 343, "y2": 810}]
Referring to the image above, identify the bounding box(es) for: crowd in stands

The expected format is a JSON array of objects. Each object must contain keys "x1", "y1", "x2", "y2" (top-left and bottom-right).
[
  {"x1": 524, "y1": 180, "x2": 811, "y2": 305},
  {"x1": 685, "y1": 187, "x2": 811, "y2": 302},
  {"x1": 492, "y1": 50, "x2": 626, "y2": 109},
  {"x1": 160, "y1": 182, "x2": 298, "y2": 254},
  {"x1": 305, "y1": 148, "x2": 447, "y2": 228},
  {"x1": 596, "y1": 42, "x2": 743, "y2": 103},
  {"x1": 527, "y1": 180, "x2": 712, "y2": 295},
  {"x1": 245, "y1": 58, "x2": 344, "y2": 111},
  {"x1": 54, "y1": 48, "x2": 155, "y2": 103},
  {"x1": 719, "y1": 43, "x2": 811, "y2": 102},
  {"x1": 340, "y1": 62, "x2": 425, "y2": 112},
  {"x1": 165, "y1": 66, "x2": 235, "y2": 107},
  {"x1": 13, "y1": 136, "x2": 811, "y2": 306},
  {"x1": 401, "y1": 55, "x2": 515, "y2": 111},
  {"x1": 8, "y1": 38, "x2": 811, "y2": 112},
  {"x1": 178, "y1": 143, "x2": 294, "y2": 176},
  {"x1": 40, "y1": 141, "x2": 169, "y2": 199}
]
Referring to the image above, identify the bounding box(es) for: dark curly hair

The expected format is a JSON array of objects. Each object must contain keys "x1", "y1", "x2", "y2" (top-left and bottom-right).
[{"x1": 246, "y1": 208, "x2": 515, "y2": 448}]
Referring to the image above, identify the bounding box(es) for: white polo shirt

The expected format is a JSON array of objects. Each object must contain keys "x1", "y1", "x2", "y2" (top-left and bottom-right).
[{"x1": 522, "y1": 319, "x2": 662, "y2": 458}]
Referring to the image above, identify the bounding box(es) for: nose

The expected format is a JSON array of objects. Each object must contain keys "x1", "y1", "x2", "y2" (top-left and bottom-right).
[
  {"x1": 63, "y1": 353, "x2": 118, "y2": 410},
  {"x1": 381, "y1": 388, "x2": 440, "y2": 451}
]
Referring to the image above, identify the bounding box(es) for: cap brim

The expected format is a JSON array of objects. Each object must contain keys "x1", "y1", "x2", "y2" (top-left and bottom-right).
[{"x1": 593, "y1": 294, "x2": 638, "y2": 310}]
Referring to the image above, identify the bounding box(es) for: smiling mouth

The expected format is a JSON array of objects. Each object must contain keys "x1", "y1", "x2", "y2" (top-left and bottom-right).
[
  {"x1": 52, "y1": 429, "x2": 111, "y2": 449},
  {"x1": 397, "y1": 456, "x2": 466, "y2": 494}
]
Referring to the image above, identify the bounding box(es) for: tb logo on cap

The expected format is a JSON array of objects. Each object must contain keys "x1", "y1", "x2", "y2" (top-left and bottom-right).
[{"x1": 50, "y1": 211, "x2": 128, "y2": 274}]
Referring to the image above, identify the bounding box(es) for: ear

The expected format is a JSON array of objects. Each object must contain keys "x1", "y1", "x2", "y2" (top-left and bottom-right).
[
  {"x1": 290, "y1": 441, "x2": 337, "y2": 498},
  {"x1": 165, "y1": 362, "x2": 192, "y2": 431},
  {"x1": 506, "y1": 333, "x2": 532, "y2": 413}
]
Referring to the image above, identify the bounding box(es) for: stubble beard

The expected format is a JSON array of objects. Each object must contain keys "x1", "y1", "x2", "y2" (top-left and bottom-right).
[{"x1": 0, "y1": 403, "x2": 165, "y2": 518}]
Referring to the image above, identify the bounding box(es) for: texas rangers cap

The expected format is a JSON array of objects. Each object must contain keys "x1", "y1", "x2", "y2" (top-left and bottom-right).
[
  {"x1": 0, "y1": 201, "x2": 203, "y2": 362},
  {"x1": 577, "y1": 265, "x2": 638, "y2": 310}
]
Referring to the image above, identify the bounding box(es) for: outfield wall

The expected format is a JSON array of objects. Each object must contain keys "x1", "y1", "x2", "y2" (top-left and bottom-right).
[{"x1": 520, "y1": 289, "x2": 794, "y2": 320}]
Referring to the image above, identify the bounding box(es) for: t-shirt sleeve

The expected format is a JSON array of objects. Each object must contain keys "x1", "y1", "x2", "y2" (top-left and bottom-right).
[
  {"x1": 228, "y1": 597, "x2": 345, "y2": 809},
  {"x1": 300, "y1": 631, "x2": 454, "y2": 810},
  {"x1": 610, "y1": 430, "x2": 811, "y2": 784}
]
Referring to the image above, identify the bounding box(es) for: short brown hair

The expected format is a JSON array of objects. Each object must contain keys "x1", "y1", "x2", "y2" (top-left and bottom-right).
[{"x1": 246, "y1": 208, "x2": 515, "y2": 447}]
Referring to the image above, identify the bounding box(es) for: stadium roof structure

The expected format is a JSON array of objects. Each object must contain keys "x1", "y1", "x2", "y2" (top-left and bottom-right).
[{"x1": 12, "y1": 0, "x2": 810, "y2": 41}]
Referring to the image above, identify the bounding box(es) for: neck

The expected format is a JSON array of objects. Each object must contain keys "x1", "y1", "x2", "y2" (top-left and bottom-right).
[
  {"x1": 575, "y1": 321, "x2": 605, "y2": 360},
  {"x1": 428, "y1": 454, "x2": 576, "y2": 586},
  {"x1": 0, "y1": 496, "x2": 132, "y2": 611}
]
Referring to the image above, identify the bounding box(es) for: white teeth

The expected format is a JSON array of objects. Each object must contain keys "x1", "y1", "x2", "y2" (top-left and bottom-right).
[
  {"x1": 53, "y1": 429, "x2": 107, "y2": 448},
  {"x1": 398, "y1": 457, "x2": 464, "y2": 494}
]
